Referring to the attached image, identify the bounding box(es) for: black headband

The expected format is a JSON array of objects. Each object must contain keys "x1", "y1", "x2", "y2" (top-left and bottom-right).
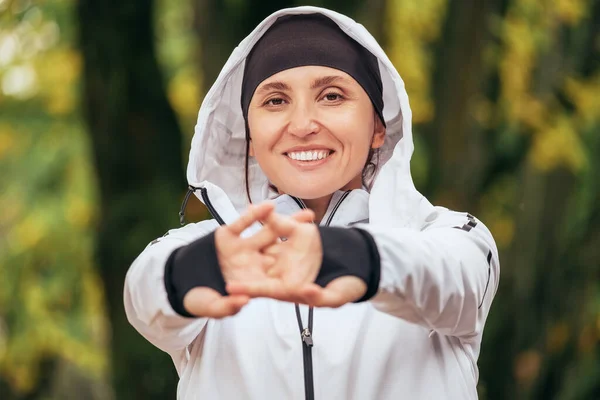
[{"x1": 241, "y1": 14, "x2": 385, "y2": 128}]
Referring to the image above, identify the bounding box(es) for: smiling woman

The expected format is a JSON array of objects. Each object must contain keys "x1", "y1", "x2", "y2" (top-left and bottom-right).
[
  {"x1": 124, "y1": 7, "x2": 500, "y2": 400},
  {"x1": 247, "y1": 66, "x2": 385, "y2": 220}
]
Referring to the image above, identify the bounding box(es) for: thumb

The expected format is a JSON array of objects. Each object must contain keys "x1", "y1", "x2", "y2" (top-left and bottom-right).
[
  {"x1": 183, "y1": 287, "x2": 249, "y2": 318},
  {"x1": 301, "y1": 277, "x2": 367, "y2": 308}
]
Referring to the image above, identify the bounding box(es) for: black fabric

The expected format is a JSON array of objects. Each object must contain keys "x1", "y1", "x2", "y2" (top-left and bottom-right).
[
  {"x1": 241, "y1": 13, "x2": 385, "y2": 128},
  {"x1": 316, "y1": 227, "x2": 381, "y2": 302},
  {"x1": 164, "y1": 231, "x2": 227, "y2": 317}
]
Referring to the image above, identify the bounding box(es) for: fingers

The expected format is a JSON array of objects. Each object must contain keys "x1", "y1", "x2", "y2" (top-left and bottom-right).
[
  {"x1": 300, "y1": 286, "x2": 345, "y2": 308},
  {"x1": 245, "y1": 224, "x2": 280, "y2": 250},
  {"x1": 227, "y1": 279, "x2": 285, "y2": 299},
  {"x1": 291, "y1": 209, "x2": 315, "y2": 224},
  {"x1": 300, "y1": 277, "x2": 367, "y2": 308},
  {"x1": 262, "y1": 243, "x2": 282, "y2": 256},
  {"x1": 226, "y1": 279, "x2": 306, "y2": 303},
  {"x1": 262, "y1": 211, "x2": 300, "y2": 237},
  {"x1": 225, "y1": 276, "x2": 366, "y2": 307},
  {"x1": 228, "y1": 202, "x2": 275, "y2": 236},
  {"x1": 233, "y1": 206, "x2": 313, "y2": 247},
  {"x1": 183, "y1": 287, "x2": 249, "y2": 318},
  {"x1": 241, "y1": 208, "x2": 314, "y2": 249}
]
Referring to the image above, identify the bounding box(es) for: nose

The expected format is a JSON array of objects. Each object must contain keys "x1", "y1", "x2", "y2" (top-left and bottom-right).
[{"x1": 287, "y1": 102, "x2": 319, "y2": 138}]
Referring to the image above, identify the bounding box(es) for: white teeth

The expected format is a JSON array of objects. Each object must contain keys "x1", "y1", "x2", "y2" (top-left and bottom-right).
[{"x1": 287, "y1": 150, "x2": 331, "y2": 161}]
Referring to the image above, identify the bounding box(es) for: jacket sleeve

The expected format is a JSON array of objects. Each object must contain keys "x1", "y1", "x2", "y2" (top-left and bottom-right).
[
  {"x1": 124, "y1": 220, "x2": 218, "y2": 354},
  {"x1": 360, "y1": 209, "x2": 499, "y2": 338}
]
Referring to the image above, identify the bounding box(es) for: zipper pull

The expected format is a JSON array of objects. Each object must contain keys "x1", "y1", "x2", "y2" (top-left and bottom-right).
[{"x1": 301, "y1": 328, "x2": 314, "y2": 347}]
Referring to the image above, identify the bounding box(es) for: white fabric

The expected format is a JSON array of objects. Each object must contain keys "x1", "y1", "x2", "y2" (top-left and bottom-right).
[{"x1": 124, "y1": 6, "x2": 500, "y2": 399}]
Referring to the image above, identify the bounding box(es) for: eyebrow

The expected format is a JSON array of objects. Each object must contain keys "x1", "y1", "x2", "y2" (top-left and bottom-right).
[
  {"x1": 310, "y1": 75, "x2": 348, "y2": 89},
  {"x1": 256, "y1": 81, "x2": 291, "y2": 94},
  {"x1": 255, "y1": 75, "x2": 350, "y2": 95}
]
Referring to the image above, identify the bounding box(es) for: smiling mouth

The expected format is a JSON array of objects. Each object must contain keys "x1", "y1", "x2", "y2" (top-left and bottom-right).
[{"x1": 285, "y1": 149, "x2": 334, "y2": 161}]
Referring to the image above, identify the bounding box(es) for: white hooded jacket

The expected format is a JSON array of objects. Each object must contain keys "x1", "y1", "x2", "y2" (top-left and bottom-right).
[{"x1": 124, "y1": 6, "x2": 500, "y2": 399}]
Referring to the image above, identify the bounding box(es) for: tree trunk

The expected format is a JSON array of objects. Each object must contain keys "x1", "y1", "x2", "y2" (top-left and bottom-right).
[
  {"x1": 78, "y1": 0, "x2": 185, "y2": 398},
  {"x1": 193, "y1": 0, "x2": 296, "y2": 89},
  {"x1": 426, "y1": 0, "x2": 500, "y2": 209},
  {"x1": 193, "y1": 0, "x2": 369, "y2": 93},
  {"x1": 357, "y1": 0, "x2": 387, "y2": 45}
]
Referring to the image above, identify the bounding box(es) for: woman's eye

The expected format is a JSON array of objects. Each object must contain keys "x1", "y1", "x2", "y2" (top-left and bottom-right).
[
  {"x1": 265, "y1": 97, "x2": 285, "y2": 106},
  {"x1": 323, "y1": 92, "x2": 343, "y2": 102}
]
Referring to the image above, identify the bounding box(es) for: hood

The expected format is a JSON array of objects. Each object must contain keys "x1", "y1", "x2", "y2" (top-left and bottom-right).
[{"x1": 187, "y1": 6, "x2": 433, "y2": 229}]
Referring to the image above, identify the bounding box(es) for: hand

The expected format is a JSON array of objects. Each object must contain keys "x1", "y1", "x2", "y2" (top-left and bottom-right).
[
  {"x1": 227, "y1": 212, "x2": 368, "y2": 307},
  {"x1": 220, "y1": 208, "x2": 315, "y2": 302},
  {"x1": 215, "y1": 202, "x2": 279, "y2": 283},
  {"x1": 183, "y1": 202, "x2": 279, "y2": 319},
  {"x1": 226, "y1": 209, "x2": 319, "y2": 303}
]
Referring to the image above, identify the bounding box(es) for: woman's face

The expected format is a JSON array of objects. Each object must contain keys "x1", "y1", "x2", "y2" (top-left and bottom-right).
[{"x1": 248, "y1": 65, "x2": 385, "y2": 200}]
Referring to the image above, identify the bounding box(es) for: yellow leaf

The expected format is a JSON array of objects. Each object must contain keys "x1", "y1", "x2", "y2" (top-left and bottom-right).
[
  {"x1": 65, "y1": 195, "x2": 93, "y2": 229},
  {"x1": 555, "y1": 0, "x2": 586, "y2": 25},
  {"x1": 10, "y1": 214, "x2": 47, "y2": 252},
  {"x1": 35, "y1": 48, "x2": 81, "y2": 115},
  {"x1": 565, "y1": 75, "x2": 600, "y2": 126},
  {"x1": 529, "y1": 115, "x2": 587, "y2": 172},
  {"x1": 387, "y1": 0, "x2": 448, "y2": 125},
  {"x1": 168, "y1": 67, "x2": 202, "y2": 118}
]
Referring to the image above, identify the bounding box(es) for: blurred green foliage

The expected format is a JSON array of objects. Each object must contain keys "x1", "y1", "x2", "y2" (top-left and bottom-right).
[
  {"x1": 0, "y1": 0, "x2": 107, "y2": 396},
  {"x1": 0, "y1": 0, "x2": 598, "y2": 399}
]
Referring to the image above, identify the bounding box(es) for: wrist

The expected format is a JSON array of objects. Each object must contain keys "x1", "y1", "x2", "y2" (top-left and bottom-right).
[
  {"x1": 164, "y1": 231, "x2": 228, "y2": 317},
  {"x1": 315, "y1": 227, "x2": 381, "y2": 302}
]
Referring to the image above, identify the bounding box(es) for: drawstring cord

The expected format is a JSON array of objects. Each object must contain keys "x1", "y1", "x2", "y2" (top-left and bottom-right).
[{"x1": 179, "y1": 185, "x2": 200, "y2": 225}]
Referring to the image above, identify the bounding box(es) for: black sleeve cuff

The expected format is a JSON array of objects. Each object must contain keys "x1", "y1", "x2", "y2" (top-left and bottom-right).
[
  {"x1": 164, "y1": 231, "x2": 227, "y2": 317},
  {"x1": 315, "y1": 227, "x2": 381, "y2": 302}
]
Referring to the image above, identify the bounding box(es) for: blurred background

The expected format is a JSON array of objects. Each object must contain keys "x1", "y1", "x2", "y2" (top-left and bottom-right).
[{"x1": 0, "y1": 0, "x2": 598, "y2": 399}]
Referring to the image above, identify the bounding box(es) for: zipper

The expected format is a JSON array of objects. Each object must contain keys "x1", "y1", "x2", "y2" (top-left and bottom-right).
[
  {"x1": 295, "y1": 304, "x2": 315, "y2": 400},
  {"x1": 199, "y1": 187, "x2": 226, "y2": 226},
  {"x1": 291, "y1": 190, "x2": 351, "y2": 400}
]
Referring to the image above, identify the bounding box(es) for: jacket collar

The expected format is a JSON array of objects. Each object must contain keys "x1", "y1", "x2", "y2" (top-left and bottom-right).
[
  {"x1": 197, "y1": 181, "x2": 369, "y2": 233},
  {"x1": 275, "y1": 189, "x2": 370, "y2": 227}
]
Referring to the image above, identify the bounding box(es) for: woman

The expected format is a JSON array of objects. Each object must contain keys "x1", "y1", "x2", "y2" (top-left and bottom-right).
[{"x1": 125, "y1": 6, "x2": 499, "y2": 400}]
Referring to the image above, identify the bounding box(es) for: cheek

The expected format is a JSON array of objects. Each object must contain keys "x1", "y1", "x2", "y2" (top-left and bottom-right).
[
  {"x1": 248, "y1": 116, "x2": 281, "y2": 157},
  {"x1": 325, "y1": 109, "x2": 374, "y2": 152},
  {"x1": 249, "y1": 135, "x2": 277, "y2": 158}
]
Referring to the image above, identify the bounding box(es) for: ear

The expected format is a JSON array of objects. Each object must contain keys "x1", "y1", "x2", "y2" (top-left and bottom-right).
[
  {"x1": 249, "y1": 140, "x2": 255, "y2": 157},
  {"x1": 371, "y1": 116, "x2": 386, "y2": 149}
]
